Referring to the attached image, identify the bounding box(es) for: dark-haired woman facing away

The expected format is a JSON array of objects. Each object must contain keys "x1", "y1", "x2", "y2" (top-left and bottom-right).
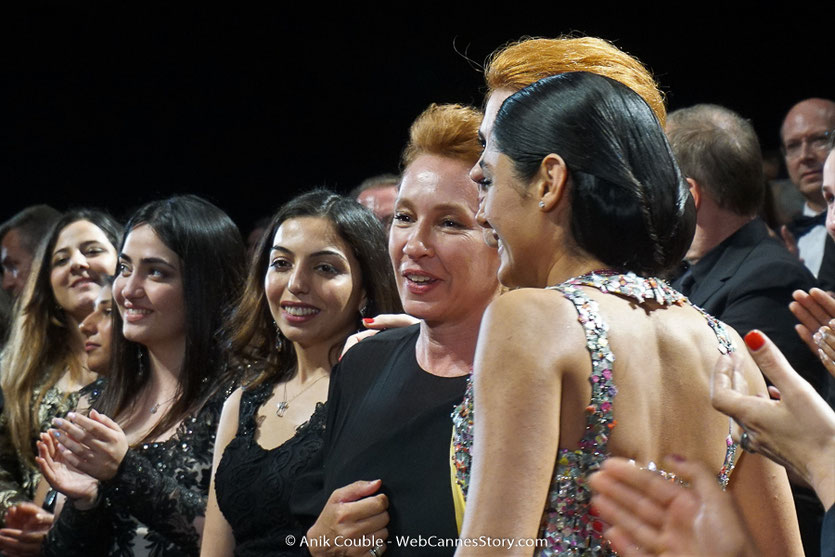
[
  {"x1": 200, "y1": 190, "x2": 400, "y2": 556},
  {"x1": 455, "y1": 73, "x2": 802, "y2": 556},
  {"x1": 38, "y1": 195, "x2": 246, "y2": 556}
]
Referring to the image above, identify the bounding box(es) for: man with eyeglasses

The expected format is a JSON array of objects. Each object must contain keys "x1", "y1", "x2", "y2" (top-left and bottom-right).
[{"x1": 780, "y1": 98, "x2": 835, "y2": 289}]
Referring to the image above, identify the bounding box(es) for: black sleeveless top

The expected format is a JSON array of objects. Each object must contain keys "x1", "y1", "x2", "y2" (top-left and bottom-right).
[{"x1": 215, "y1": 380, "x2": 327, "y2": 556}]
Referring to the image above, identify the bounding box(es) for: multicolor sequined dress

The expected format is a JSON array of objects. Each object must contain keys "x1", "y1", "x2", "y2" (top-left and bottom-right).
[{"x1": 451, "y1": 272, "x2": 739, "y2": 556}]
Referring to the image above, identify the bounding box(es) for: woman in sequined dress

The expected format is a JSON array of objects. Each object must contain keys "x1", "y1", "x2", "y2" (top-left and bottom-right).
[
  {"x1": 199, "y1": 189, "x2": 401, "y2": 557},
  {"x1": 454, "y1": 72, "x2": 803, "y2": 556},
  {"x1": 0, "y1": 209, "x2": 120, "y2": 553},
  {"x1": 37, "y1": 195, "x2": 246, "y2": 556}
]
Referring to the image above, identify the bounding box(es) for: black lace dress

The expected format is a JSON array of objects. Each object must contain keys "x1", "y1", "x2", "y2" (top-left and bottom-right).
[
  {"x1": 214, "y1": 380, "x2": 327, "y2": 556},
  {"x1": 42, "y1": 382, "x2": 235, "y2": 557}
]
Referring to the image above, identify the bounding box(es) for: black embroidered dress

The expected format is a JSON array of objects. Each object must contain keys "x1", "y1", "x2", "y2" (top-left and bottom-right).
[
  {"x1": 43, "y1": 383, "x2": 234, "y2": 557},
  {"x1": 214, "y1": 381, "x2": 327, "y2": 556}
]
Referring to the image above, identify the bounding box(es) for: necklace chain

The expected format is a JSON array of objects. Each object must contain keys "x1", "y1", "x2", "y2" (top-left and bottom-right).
[{"x1": 276, "y1": 374, "x2": 327, "y2": 417}]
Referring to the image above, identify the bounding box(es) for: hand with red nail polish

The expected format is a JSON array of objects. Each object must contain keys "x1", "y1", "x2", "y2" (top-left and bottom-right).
[
  {"x1": 712, "y1": 330, "x2": 835, "y2": 510},
  {"x1": 743, "y1": 330, "x2": 766, "y2": 351},
  {"x1": 340, "y1": 314, "x2": 421, "y2": 358}
]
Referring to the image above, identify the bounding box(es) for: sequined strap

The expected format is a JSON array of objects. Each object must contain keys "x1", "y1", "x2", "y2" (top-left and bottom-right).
[
  {"x1": 565, "y1": 271, "x2": 685, "y2": 306},
  {"x1": 551, "y1": 282, "x2": 618, "y2": 454},
  {"x1": 682, "y1": 299, "x2": 738, "y2": 487},
  {"x1": 565, "y1": 271, "x2": 733, "y2": 355}
]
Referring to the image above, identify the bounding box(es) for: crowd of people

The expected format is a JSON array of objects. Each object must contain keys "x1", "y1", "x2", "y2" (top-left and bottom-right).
[{"x1": 0, "y1": 34, "x2": 833, "y2": 557}]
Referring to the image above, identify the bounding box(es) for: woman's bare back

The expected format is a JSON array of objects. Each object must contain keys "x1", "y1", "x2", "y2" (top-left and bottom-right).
[{"x1": 556, "y1": 284, "x2": 742, "y2": 475}]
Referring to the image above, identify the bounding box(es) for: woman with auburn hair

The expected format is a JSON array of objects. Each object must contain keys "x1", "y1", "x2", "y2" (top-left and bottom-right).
[
  {"x1": 455, "y1": 72, "x2": 801, "y2": 556},
  {"x1": 38, "y1": 195, "x2": 246, "y2": 556},
  {"x1": 293, "y1": 103, "x2": 501, "y2": 557},
  {"x1": 200, "y1": 189, "x2": 401, "y2": 556},
  {"x1": 0, "y1": 210, "x2": 119, "y2": 537}
]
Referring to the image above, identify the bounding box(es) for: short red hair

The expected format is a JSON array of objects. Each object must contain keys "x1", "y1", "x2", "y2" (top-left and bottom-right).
[{"x1": 401, "y1": 103, "x2": 483, "y2": 168}]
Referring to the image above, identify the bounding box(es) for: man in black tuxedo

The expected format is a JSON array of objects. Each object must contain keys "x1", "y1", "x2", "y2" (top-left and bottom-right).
[
  {"x1": 667, "y1": 104, "x2": 827, "y2": 557},
  {"x1": 780, "y1": 98, "x2": 835, "y2": 291}
]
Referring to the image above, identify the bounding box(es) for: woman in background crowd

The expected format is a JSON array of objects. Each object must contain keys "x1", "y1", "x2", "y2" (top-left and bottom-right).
[
  {"x1": 78, "y1": 276, "x2": 116, "y2": 376},
  {"x1": 0, "y1": 209, "x2": 120, "y2": 555},
  {"x1": 1, "y1": 277, "x2": 117, "y2": 557}
]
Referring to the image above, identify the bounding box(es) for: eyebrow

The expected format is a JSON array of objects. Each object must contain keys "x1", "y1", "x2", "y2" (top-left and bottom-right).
[
  {"x1": 119, "y1": 253, "x2": 177, "y2": 269},
  {"x1": 53, "y1": 240, "x2": 107, "y2": 256},
  {"x1": 270, "y1": 246, "x2": 349, "y2": 260},
  {"x1": 395, "y1": 198, "x2": 472, "y2": 215}
]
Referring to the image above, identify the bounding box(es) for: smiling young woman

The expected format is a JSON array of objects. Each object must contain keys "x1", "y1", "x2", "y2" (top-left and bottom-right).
[
  {"x1": 200, "y1": 189, "x2": 401, "y2": 556},
  {"x1": 0, "y1": 210, "x2": 120, "y2": 521},
  {"x1": 0, "y1": 210, "x2": 119, "y2": 556},
  {"x1": 38, "y1": 195, "x2": 247, "y2": 556}
]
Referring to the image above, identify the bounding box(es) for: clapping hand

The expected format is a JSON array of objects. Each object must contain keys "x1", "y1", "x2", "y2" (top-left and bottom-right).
[
  {"x1": 0, "y1": 502, "x2": 53, "y2": 557},
  {"x1": 812, "y1": 324, "x2": 835, "y2": 376},
  {"x1": 36, "y1": 431, "x2": 99, "y2": 510},
  {"x1": 589, "y1": 457, "x2": 758, "y2": 557},
  {"x1": 47, "y1": 409, "x2": 128, "y2": 482},
  {"x1": 789, "y1": 287, "x2": 835, "y2": 355},
  {"x1": 712, "y1": 330, "x2": 835, "y2": 509}
]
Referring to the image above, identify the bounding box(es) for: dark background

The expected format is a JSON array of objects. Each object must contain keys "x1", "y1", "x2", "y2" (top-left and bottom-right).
[{"x1": 2, "y1": 7, "x2": 831, "y2": 234}]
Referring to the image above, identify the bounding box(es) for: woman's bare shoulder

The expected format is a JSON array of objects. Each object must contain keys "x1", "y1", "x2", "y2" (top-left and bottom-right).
[
  {"x1": 486, "y1": 287, "x2": 578, "y2": 324},
  {"x1": 480, "y1": 288, "x2": 589, "y2": 369}
]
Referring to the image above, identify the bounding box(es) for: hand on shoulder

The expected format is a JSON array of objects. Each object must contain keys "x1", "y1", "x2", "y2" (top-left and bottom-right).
[{"x1": 341, "y1": 314, "x2": 421, "y2": 358}]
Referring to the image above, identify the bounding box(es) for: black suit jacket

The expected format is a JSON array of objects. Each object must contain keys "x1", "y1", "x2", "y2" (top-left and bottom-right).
[
  {"x1": 816, "y1": 235, "x2": 835, "y2": 293},
  {"x1": 674, "y1": 218, "x2": 827, "y2": 394}
]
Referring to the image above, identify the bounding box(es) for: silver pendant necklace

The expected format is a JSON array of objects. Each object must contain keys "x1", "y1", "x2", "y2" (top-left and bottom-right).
[
  {"x1": 276, "y1": 374, "x2": 327, "y2": 417},
  {"x1": 150, "y1": 394, "x2": 177, "y2": 414}
]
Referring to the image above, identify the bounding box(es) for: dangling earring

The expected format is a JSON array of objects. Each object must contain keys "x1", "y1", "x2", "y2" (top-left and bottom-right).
[{"x1": 359, "y1": 304, "x2": 368, "y2": 319}]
